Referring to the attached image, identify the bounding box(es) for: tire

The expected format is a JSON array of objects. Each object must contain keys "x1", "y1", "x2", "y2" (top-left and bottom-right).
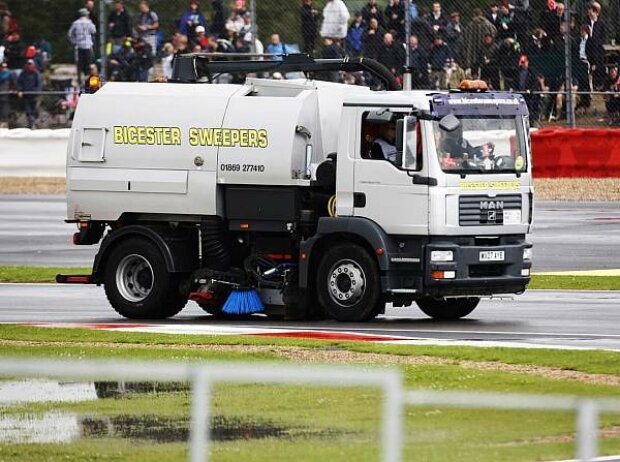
[
  {"x1": 104, "y1": 238, "x2": 187, "y2": 319},
  {"x1": 416, "y1": 297, "x2": 480, "y2": 320},
  {"x1": 316, "y1": 243, "x2": 381, "y2": 322}
]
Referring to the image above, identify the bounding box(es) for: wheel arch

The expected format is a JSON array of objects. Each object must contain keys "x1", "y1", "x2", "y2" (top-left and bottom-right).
[
  {"x1": 93, "y1": 225, "x2": 198, "y2": 281},
  {"x1": 299, "y1": 217, "x2": 391, "y2": 290}
]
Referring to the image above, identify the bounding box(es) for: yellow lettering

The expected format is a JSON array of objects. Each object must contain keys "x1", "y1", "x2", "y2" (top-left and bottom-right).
[
  {"x1": 127, "y1": 126, "x2": 137, "y2": 144},
  {"x1": 222, "y1": 129, "x2": 231, "y2": 147},
  {"x1": 230, "y1": 129, "x2": 240, "y2": 146},
  {"x1": 111, "y1": 126, "x2": 184, "y2": 145},
  {"x1": 257, "y1": 129, "x2": 268, "y2": 148},
  {"x1": 171, "y1": 127, "x2": 181, "y2": 145},
  {"x1": 154, "y1": 127, "x2": 164, "y2": 144},
  {"x1": 137, "y1": 126, "x2": 146, "y2": 145},
  {"x1": 162, "y1": 128, "x2": 171, "y2": 145},
  {"x1": 145, "y1": 127, "x2": 154, "y2": 145},
  {"x1": 113, "y1": 126, "x2": 123, "y2": 144},
  {"x1": 248, "y1": 130, "x2": 258, "y2": 147},
  {"x1": 213, "y1": 129, "x2": 222, "y2": 146},
  {"x1": 188, "y1": 127, "x2": 198, "y2": 146},
  {"x1": 240, "y1": 129, "x2": 249, "y2": 147}
]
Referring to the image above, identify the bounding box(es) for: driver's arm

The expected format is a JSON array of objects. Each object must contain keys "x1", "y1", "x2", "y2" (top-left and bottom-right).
[{"x1": 470, "y1": 141, "x2": 495, "y2": 158}]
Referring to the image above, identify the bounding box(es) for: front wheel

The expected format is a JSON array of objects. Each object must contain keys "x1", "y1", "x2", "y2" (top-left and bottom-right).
[
  {"x1": 316, "y1": 243, "x2": 381, "y2": 322},
  {"x1": 104, "y1": 238, "x2": 187, "y2": 319},
  {"x1": 416, "y1": 297, "x2": 480, "y2": 320}
]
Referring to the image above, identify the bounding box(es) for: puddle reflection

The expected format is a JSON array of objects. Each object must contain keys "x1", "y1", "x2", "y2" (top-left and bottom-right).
[
  {"x1": 0, "y1": 380, "x2": 350, "y2": 445},
  {"x1": 0, "y1": 413, "x2": 327, "y2": 444},
  {"x1": 0, "y1": 380, "x2": 97, "y2": 404}
]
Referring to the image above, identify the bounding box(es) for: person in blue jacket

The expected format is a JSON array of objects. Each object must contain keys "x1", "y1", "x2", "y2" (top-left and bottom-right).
[
  {"x1": 179, "y1": 0, "x2": 207, "y2": 42},
  {"x1": 346, "y1": 13, "x2": 365, "y2": 56}
]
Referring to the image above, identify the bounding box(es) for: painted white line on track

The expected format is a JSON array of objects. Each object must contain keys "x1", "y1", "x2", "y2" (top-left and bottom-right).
[
  {"x1": 17, "y1": 322, "x2": 620, "y2": 351},
  {"x1": 3, "y1": 318, "x2": 620, "y2": 340}
]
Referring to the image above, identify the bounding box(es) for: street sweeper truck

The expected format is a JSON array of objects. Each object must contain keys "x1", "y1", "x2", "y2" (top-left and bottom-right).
[{"x1": 58, "y1": 54, "x2": 533, "y2": 321}]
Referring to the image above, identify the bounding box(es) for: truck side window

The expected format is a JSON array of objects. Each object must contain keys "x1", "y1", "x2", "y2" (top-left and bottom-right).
[{"x1": 360, "y1": 111, "x2": 398, "y2": 164}]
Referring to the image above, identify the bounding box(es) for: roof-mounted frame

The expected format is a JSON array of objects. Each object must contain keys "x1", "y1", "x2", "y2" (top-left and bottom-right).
[{"x1": 170, "y1": 53, "x2": 401, "y2": 91}]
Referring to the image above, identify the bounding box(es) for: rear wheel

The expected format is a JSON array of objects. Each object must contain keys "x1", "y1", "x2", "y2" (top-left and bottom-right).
[
  {"x1": 104, "y1": 238, "x2": 187, "y2": 319},
  {"x1": 316, "y1": 243, "x2": 381, "y2": 322},
  {"x1": 416, "y1": 297, "x2": 480, "y2": 320}
]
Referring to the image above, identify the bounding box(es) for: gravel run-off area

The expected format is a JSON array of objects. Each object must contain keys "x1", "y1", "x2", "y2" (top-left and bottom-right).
[{"x1": 1, "y1": 177, "x2": 620, "y2": 201}]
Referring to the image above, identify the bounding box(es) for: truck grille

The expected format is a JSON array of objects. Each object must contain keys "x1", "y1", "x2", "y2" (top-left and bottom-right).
[{"x1": 459, "y1": 194, "x2": 522, "y2": 226}]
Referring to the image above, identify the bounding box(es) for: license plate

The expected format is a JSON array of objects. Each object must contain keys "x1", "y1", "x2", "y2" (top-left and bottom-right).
[{"x1": 479, "y1": 250, "x2": 505, "y2": 262}]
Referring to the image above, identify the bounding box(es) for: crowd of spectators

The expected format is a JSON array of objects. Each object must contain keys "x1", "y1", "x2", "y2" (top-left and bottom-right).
[
  {"x1": 0, "y1": 2, "x2": 53, "y2": 128},
  {"x1": 2, "y1": 0, "x2": 620, "y2": 128},
  {"x1": 298, "y1": 0, "x2": 620, "y2": 125}
]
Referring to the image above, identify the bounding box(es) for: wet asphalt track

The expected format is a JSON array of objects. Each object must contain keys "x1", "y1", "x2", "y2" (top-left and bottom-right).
[
  {"x1": 0, "y1": 195, "x2": 619, "y2": 349},
  {"x1": 0, "y1": 283, "x2": 619, "y2": 350},
  {"x1": 1, "y1": 196, "x2": 619, "y2": 271}
]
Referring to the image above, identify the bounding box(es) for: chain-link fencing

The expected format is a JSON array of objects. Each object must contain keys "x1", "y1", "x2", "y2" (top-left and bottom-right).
[{"x1": 2, "y1": 0, "x2": 620, "y2": 128}]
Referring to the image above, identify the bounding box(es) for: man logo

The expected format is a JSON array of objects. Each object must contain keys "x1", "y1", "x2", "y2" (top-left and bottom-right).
[
  {"x1": 488, "y1": 210, "x2": 497, "y2": 221},
  {"x1": 480, "y1": 200, "x2": 504, "y2": 210}
]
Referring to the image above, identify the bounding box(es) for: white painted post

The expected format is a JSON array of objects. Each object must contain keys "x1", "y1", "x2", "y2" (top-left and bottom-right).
[
  {"x1": 382, "y1": 374, "x2": 403, "y2": 462},
  {"x1": 576, "y1": 400, "x2": 598, "y2": 461},
  {"x1": 189, "y1": 369, "x2": 211, "y2": 462}
]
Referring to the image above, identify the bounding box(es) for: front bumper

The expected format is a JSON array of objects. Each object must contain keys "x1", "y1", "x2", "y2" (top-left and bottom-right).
[
  {"x1": 424, "y1": 238, "x2": 531, "y2": 296},
  {"x1": 381, "y1": 235, "x2": 531, "y2": 299}
]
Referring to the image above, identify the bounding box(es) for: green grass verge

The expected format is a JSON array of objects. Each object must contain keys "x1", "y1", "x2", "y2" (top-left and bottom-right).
[
  {"x1": 529, "y1": 274, "x2": 620, "y2": 290},
  {"x1": 1, "y1": 325, "x2": 620, "y2": 461},
  {"x1": 1, "y1": 265, "x2": 619, "y2": 290},
  {"x1": 0, "y1": 266, "x2": 89, "y2": 283}
]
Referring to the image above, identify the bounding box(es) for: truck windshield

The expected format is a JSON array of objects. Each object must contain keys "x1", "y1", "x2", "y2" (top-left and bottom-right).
[{"x1": 434, "y1": 116, "x2": 527, "y2": 174}]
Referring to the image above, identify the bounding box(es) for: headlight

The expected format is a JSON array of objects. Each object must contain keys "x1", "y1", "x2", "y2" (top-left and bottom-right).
[
  {"x1": 431, "y1": 250, "x2": 454, "y2": 262},
  {"x1": 523, "y1": 247, "x2": 533, "y2": 260}
]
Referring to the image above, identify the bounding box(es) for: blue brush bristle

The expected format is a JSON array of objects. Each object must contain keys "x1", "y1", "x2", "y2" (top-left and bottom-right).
[{"x1": 222, "y1": 289, "x2": 265, "y2": 315}]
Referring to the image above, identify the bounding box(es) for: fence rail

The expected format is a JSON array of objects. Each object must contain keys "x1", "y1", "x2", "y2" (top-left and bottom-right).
[{"x1": 0, "y1": 358, "x2": 619, "y2": 462}]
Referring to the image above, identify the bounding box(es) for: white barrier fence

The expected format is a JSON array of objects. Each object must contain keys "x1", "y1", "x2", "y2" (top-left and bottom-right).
[
  {"x1": 0, "y1": 129, "x2": 68, "y2": 177},
  {"x1": 0, "y1": 358, "x2": 618, "y2": 462}
]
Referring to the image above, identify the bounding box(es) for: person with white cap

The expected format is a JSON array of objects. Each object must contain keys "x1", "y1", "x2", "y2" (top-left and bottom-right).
[
  {"x1": 68, "y1": 7, "x2": 96, "y2": 84},
  {"x1": 194, "y1": 25, "x2": 208, "y2": 50}
]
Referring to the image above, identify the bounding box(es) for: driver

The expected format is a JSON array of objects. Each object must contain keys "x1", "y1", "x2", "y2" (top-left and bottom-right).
[
  {"x1": 371, "y1": 122, "x2": 398, "y2": 163},
  {"x1": 440, "y1": 124, "x2": 494, "y2": 168}
]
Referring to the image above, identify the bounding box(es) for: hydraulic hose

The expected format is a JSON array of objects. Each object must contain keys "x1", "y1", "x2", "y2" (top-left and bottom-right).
[{"x1": 200, "y1": 219, "x2": 230, "y2": 270}]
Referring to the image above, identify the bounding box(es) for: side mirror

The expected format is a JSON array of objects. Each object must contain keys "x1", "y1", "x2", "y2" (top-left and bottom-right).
[
  {"x1": 439, "y1": 114, "x2": 461, "y2": 132},
  {"x1": 403, "y1": 116, "x2": 417, "y2": 170},
  {"x1": 395, "y1": 119, "x2": 404, "y2": 154}
]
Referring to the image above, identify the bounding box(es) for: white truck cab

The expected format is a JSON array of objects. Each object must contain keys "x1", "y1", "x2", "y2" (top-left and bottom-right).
[{"x1": 60, "y1": 55, "x2": 532, "y2": 322}]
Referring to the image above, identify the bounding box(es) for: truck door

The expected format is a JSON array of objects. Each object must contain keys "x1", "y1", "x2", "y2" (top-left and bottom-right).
[{"x1": 352, "y1": 109, "x2": 430, "y2": 235}]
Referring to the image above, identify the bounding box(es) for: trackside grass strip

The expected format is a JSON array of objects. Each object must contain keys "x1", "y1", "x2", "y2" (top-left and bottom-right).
[
  {"x1": 1, "y1": 266, "x2": 619, "y2": 289},
  {"x1": 0, "y1": 266, "x2": 90, "y2": 283},
  {"x1": 528, "y1": 274, "x2": 620, "y2": 290}
]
